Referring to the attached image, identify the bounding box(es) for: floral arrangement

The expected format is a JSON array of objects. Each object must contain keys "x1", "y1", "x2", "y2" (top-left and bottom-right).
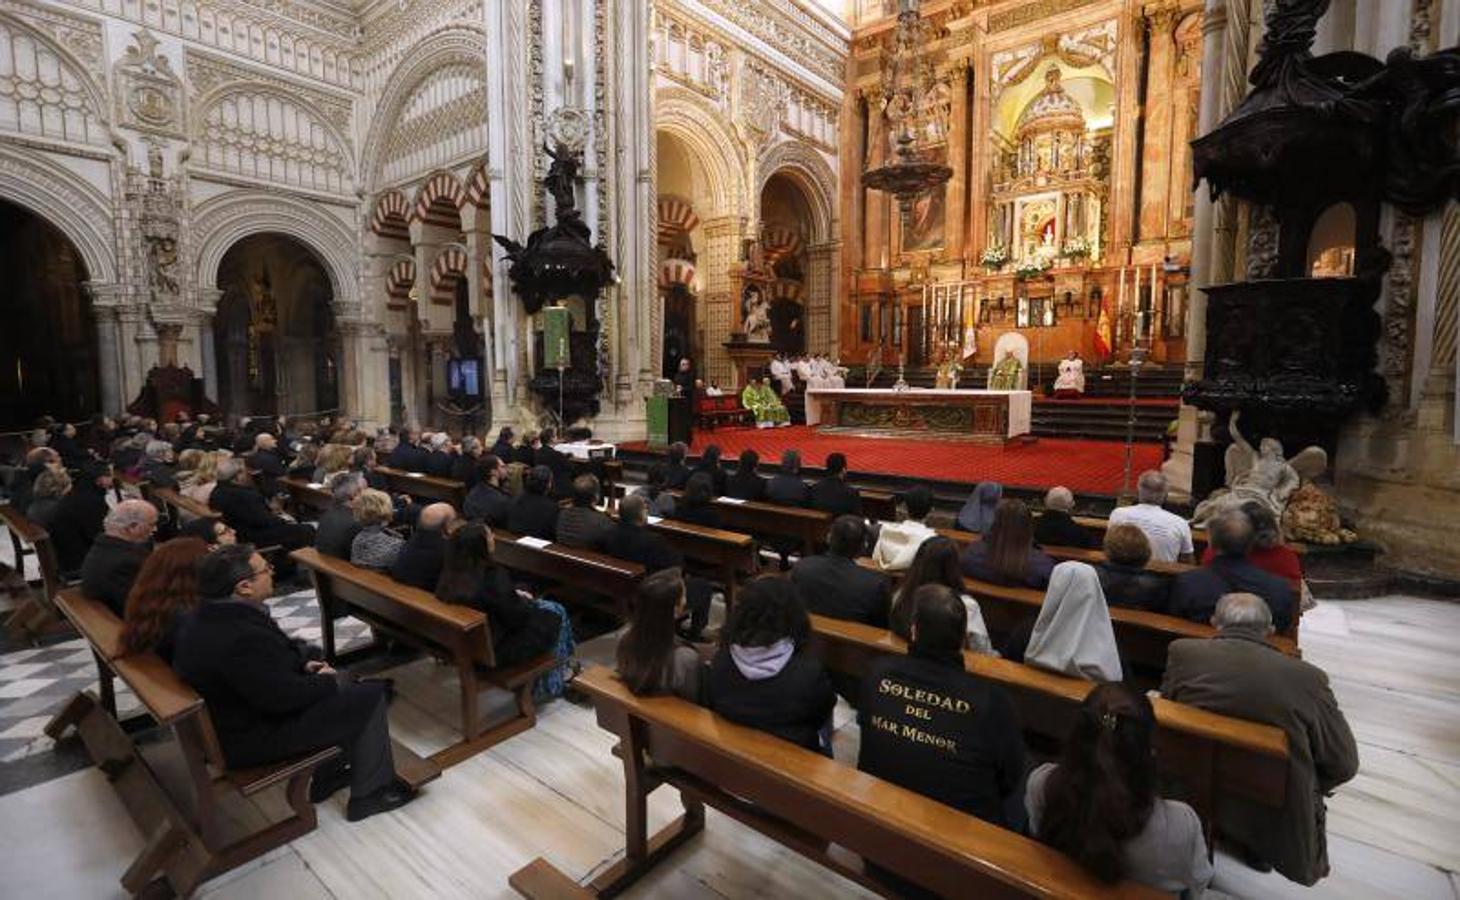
[
  {"x1": 979, "y1": 245, "x2": 1009, "y2": 268},
  {"x1": 1060, "y1": 236, "x2": 1091, "y2": 259},
  {"x1": 1013, "y1": 257, "x2": 1052, "y2": 279}
]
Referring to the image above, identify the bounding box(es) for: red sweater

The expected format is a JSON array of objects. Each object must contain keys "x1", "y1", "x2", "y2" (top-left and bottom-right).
[{"x1": 1199, "y1": 543, "x2": 1303, "y2": 582}]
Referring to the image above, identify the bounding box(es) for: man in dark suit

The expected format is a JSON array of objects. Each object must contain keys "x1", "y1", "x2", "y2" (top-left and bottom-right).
[
  {"x1": 423, "y1": 432, "x2": 457, "y2": 478},
  {"x1": 385, "y1": 426, "x2": 430, "y2": 473},
  {"x1": 604, "y1": 494, "x2": 709, "y2": 638},
  {"x1": 463, "y1": 454, "x2": 512, "y2": 527},
  {"x1": 507, "y1": 466, "x2": 560, "y2": 540},
  {"x1": 1033, "y1": 485, "x2": 1096, "y2": 549},
  {"x1": 690, "y1": 444, "x2": 728, "y2": 496},
  {"x1": 1170, "y1": 509, "x2": 1296, "y2": 632},
  {"x1": 173, "y1": 544, "x2": 417, "y2": 822},
  {"x1": 314, "y1": 472, "x2": 365, "y2": 560},
  {"x1": 809, "y1": 452, "x2": 862, "y2": 516},
  {"x1": 389, "y1": 502, "x2": 456, "y2": 590},
  {"x1": 663, "y1": 441, "x2": 692, "y2": 490},
  {"x1": 209, "y1": 458, "x2": 314, "y2": 551},
  {"x1": 765, "y1": 449, "x2": 810, "y2": 507},
  {"x1": 792, "y1": 515, "x2": 889, "y2": 628},
  {"x1": 79, "y1": 499, "x2": 157, "y2": 616},
  {"x1": 450, "y1": 436, "x2": 484, "y2": 488},
  {"x1": 246, "y1": 432, "x2": 288, "y2": 479},
  {"x1": 725, "y1": 448, "x2": 767, "y2": 501},
  {"x1": 49, "y1": 461, "x2": 115, "y2": 574},
  {"x1": 533, "y1": 428, "x2": 572, "y2": 497}
]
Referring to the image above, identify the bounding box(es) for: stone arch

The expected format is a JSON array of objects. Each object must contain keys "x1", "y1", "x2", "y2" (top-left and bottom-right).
[
  {"x1": 464, "y1": 157, "x2": 490, "y2": 210},
  {"x1": 413, "y1": 170, "x2": 466, "y2": 228},
  {"x1": 385, "y1": 257, "x2": 415, "y2": 307},
  {"x1": 191, "y1": 84, "x2": 356, "y2": 194},
  {"x1": 756, "y1": 140, "x2": 837, "y2": 244},
  {"x1": 0, "y1": 12, "x2": 109, "y2": 146},
  {"x1": 0, "y1": 144, "x2": 115, "y2": 282},
  {"x1": 656, "y1": 87, "x2": 751, "y2": 220},
  {"x1": 360, "y1": 26, "x2": 488, "y2": 193},
  {"x1": 370, "y1": 190, "x2": 411, "y2": 239},
  {"x1": 193, "y1": 190, "x2": 360, "y2": 315},
  {"x1": 429, "y1": 245, "x2": 468, "y2": 303}
]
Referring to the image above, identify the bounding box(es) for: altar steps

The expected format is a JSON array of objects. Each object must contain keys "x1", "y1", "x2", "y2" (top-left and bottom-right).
[
  {"x1": 1031, "y1": 400, "x2": 1177, "y2": 443},
  {"x1": 846, "y1": 365, "x2": 1187, "y2": 399}
]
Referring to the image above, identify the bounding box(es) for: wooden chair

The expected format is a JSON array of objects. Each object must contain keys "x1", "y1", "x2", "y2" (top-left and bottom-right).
[
  {"x1": 0, "y1": 503, "x2": 73, "y2": 642},
  {"x1": 510, "y1": 665, "x2": 1166, "y2": 899}
]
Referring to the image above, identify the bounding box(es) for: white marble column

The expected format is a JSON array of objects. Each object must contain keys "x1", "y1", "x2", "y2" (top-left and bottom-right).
[{"x1": 88, "y1": 294, "x2": 124, "y2": 415}]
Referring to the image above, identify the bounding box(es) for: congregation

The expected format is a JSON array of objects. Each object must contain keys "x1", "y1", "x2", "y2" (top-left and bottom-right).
[{"x1": 2, "y1": 409, "x2": 1357, "y2": 895}]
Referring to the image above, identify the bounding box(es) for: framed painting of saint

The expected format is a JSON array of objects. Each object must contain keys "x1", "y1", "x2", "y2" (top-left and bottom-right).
[{"x1": 901, "y1": 145, "x2": 947, "y2": 252}]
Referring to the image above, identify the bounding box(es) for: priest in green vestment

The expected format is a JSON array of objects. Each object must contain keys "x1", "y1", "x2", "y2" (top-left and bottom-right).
[
  {"x1": 988, "y1": 350, "x2": 1024, "y2": 391},
  {"x1": 741, "y1": 377, "x2": 790, "y2": 428}
]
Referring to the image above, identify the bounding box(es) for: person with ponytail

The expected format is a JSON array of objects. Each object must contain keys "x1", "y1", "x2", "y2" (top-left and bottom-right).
[
  {"x1": 1026, "y1": 682, "x2": 1212, "y2": 896},
  {"x1": 615, "y1": 568, "x2": 703, "y2": 702}
]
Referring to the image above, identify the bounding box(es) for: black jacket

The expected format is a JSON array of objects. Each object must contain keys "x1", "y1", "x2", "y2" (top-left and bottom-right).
[
  {"x1": 172, "y1": 597, "x2": 337, "y2": 766},
  {"x1": 601, "y1": 521, "x2": 683, "y2": 574},
  {"x1": 464, "y1": 482, "x2": 512, "y2": 527},
  {"x1": 140, "y1": 459, "x2": 178, "y2": 490},
  {"x1": 671, "y1": 500, "x2": 722, "y2": 530},
  {"x1": 792, "y1": 554, "x2": 890, "y2": 628},
  {"x1": 765, "y1": 474, "x2": 810, "y2": 507},
  {"x1": 390, "y1": 527, "x2": 448, "y2": 591},
  {"x1": 49, "y1": 482, "x2": 111, "y2": 573},
  {"x1": 724, "y1": 470, "x2": 767, "y2": 501},
  {"x1": 707, "y1": 647, "x2": 836, "y2": 752},
  {"x1": 691, "y1": 461, "x2": 727, "y2": 496},
  {"x1": 809, "y1": 476, "x2": 862, "y2": 517},
  {"x1": 314, "y1": 503, "x2": 361, "y2": 560},
  {"x1": 1170, "y1": 556, "x2": 1295, "y2": 632},
  {"x1": 857, "y1": 652, "x2": 1025, "y2": 826},
  {"x1": 959, "y1": 541, "x2": 1055, "y2": 590},
  {"x1": 513, "y1": 444, "x2": 536, "y2": 466},
  {"x1": 246, "y1": 449, "x2": 287, "y2": 479},
  {"x1": 665, "y1": 462, "x2": 693, "y2": 491},
  {"x1": 439, "y1": 567, "x2": 558, "y2": 667},
  {"x1": 450, "y1": 453, "x2": 481, "y2": 488},
  {"x1": 1033, "y1": 510, "x2": 1096, "y2": 550},
  {"x1": 534, "y1": 445, "x2": 573, "y2": 494},
  {"x1": 386, "y1": 442, "x2": 430, "y2": 473},
  {"x1": 1096, "y1": 561, "x2": 1171, "y2": 613},
  {"x1": 556, "y1": 506, "x2": 614, "y2": 549},
  {"x1": 508, "y1": 493, "x2": 561, "y2": 541},
  {"x1": 80, "y1": 534, "x2": 151, "y2": 617},
  {"x1": 210, "y1": 481, "x2": 311, "y2": 549},
  {"x1": 425, "y1": 450, "x2": 457, "y2": 478},
  {"x1": 491, "y1": 439, "x2": 515, "y2": 462}
]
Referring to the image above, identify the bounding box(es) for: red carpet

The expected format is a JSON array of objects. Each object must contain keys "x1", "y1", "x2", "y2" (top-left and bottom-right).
[
  {"x1": 621, "y1": 426, "x2": 1164, "y2": 495},
  {"x1": 1033, "y1": 396, "x2": 1179, "y2": 407}
]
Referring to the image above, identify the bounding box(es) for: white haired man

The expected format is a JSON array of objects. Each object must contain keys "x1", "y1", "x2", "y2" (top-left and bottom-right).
[
  {"x1": 79, "y1": 499, "x2": 157, "y2": 616},
  {"x1": 1108, "y1": 470, "x2": 1194, "y2": 563}
]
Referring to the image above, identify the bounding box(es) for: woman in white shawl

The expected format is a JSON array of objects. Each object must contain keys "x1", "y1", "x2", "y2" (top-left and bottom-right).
[{"x1": 1025, "y1": 561, "x2": 1123, "y2": 682}]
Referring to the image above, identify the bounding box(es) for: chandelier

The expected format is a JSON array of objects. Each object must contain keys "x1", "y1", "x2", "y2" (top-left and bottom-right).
[{"x1": 861, "y1": 0, "x2": 951, "y2": 227}]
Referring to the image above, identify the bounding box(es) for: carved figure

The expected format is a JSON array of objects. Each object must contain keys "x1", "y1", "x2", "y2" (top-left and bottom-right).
[
  {"x1": 146, "y1": 235, "x2": 179, "y2": 296},
  {"x1": 743, "y1": 287, "x2": 772, "y2": 343},
  {"x1": 1192, "y1": 411, "x2": 1328, "y2": 526},
  {"x1": 1283, "y1": 482, "x2": 1357, "y2": 545},
  {"x1": 543, "y1": 143, "x2": 581, "y2": 223}
]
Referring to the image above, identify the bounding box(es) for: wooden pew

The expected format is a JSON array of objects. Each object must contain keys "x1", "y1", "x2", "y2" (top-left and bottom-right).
[
  {"x1": 148, "y1": 485, "x2": 216, "y2": 526},
  {"x1": 860, "y1": 489, "x2": 898, "y2": 522},
  {"x1": 0, "y1": 503, "x2": 72, "y2": 642},
  {"x1": 806, "y1": 614, "x2": 1290, "y2": 847},
  {"x1": 703, "y1": 496, "x2": 831, "y2": 557},
  {"x1": 45, "y1": 586, "x2": 439, "y2": 895},
  {"x1": 511, "y1": 665, "x2": 1165, "y2": 899},
  {"x1": 293, "y1": 548, "x2": 558, "y2": 767},
  {"x1": 373, "y1": 465, "x2": 467, "y2": 508},
  {"x1": 635, "y1": 514, "x2": 758, "y2": 611},
  {"x1": 280, "y1": 476, "x2": 332, "y2": 518},
  {"x1": 489, "y1": 530, "x2": 645, "y2": 618}
]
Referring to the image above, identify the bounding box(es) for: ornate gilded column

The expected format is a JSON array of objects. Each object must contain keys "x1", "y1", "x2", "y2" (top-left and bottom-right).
[
  {"x1": 944, "y1": 62, "x2": 972, "y2": 259},
  {"x1": 701, "y1": 214, "x2": 745, "y2": 387},
  {"x1": 1138, "y1": 3, "x2": 1181, "y2": 243}
]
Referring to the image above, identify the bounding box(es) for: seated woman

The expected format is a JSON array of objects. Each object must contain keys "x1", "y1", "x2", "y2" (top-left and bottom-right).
[
  {"x1": 889, "y1": 536, "x2": 994, "y2": 655},
  {"x1": 1026, "y1": 682, "x2": 1212, "y2": 896},
  {"x1": 180, "y1": 450, "x2": 225, "y2": 510},
  {"x1": 706, "y1": 575, "x2": 836, "y2": 754},
  {"x1": 639, "y1": 462, "x2": 677, "y2": 518},
  {"x1": 741, "y1": 375, "x2": 790, "y2": 428},
  {"x1": 119, "y1": 536, "x2": 212, "y2": 663},
  {"x1": 1199, "y1": 500, "x2": 1303, "y2": 584},
  {"x1": 672, "y1": 473, "x2": 723, "y2": 529},
  {"x1": 1017, "y1": 561, "x2": 1123, "y2": 682},
  {"x1": 954, "y1": 481, "x2": 1003, "y2": 533},
  {"x1": 180, "y1": 515, "x2": 237, "y2": 547},
  {"x1": 26, "y1": 466, "x2": 71, "y2": 529},
  {"x1": 959, "y1": 499, "x2": 1055, "y2": 589},
  {"x1": 436, "y1": 524, "x2": 574, "y2": 696},
  {"x1": 350, "y1": 488, "x2": 405, "y2": 571},
  {"x1": 1096, "y1": 524, "x2": 1171, "y2": 612},
  {"x1": 615, "y1": 568, "x2": 704, "y2": 702}
]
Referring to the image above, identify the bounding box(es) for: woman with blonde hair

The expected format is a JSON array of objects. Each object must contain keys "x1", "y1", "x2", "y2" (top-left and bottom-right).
[
  {"x1": 314, "y1": 443, "x2": 354, "y2": 483},
  {"x1": 180, "y1": 450, "x2": 225, "y2": 511},
  {"x1": 350, "y1": 488, "x2": 405, "y2": 570}
]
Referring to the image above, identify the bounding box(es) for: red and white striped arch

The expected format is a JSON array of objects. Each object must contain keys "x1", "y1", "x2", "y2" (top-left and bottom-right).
[
  {"x1": 370, "y1": 190, "x2": 411, "y2": 240},
  {"x1": 658, "y1": 258, "x2": 696, "y2": 291},
  {"x1": 770, "y1": 279, "x2": 804, "y2": 302},
  {"x1": 464, "y1": 159, "x2": 490, "y2": 210},
  {"x1": 761, "y1": 226, "x2": 804, "y2": 263},
  {"x1": 413, "y1": 171, "x2": 465, "y2": 229},
  {"x1": 430, "y1": 246, "x2": 469, "y2": 304},
  {"x1": 385, "y1": 258, "x2": 415, "y2": 308},
  {"x1": 657, "y1": 197, "x2": 699, "y2": 245}
]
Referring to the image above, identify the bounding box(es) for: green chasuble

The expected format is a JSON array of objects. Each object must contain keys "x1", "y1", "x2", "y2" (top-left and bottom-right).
[
  {"x1": 741, "y1": 382, "x2": 790, "y2": 424},
  {"x1": 989, "y1": 356, "x2": 1023, "y2": 391}
]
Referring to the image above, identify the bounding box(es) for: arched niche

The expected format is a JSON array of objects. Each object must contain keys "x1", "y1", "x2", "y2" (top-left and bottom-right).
[{"x1": 1306, "y1": 202, "x2": 1357, "y2": 278}]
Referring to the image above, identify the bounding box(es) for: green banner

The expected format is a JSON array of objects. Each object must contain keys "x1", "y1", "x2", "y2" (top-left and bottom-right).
[
  {"x1": 645, "y1": 396, "x2": 668, "y2": 447},
  {"x1": 543, "y1": 305, "x2": 571, "y2": 369}
]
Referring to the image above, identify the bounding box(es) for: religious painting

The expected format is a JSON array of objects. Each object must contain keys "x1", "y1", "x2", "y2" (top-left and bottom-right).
[
  {"x1": 901, "y1": 146, "x2": 947, "y2": 252},
  {"x1": 741, "y1": 284, "x2": 772, "y2": 343}
]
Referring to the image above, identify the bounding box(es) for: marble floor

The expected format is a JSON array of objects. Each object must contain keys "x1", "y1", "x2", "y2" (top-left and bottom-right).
[{"x1": 0, "y1": 586, "x2": 1455, "y2": 898}]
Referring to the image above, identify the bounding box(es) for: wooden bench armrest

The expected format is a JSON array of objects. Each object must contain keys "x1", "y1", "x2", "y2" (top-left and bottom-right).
[
  {"x1": 482, "y1": 652, "x2": 559, "y2": 690},
  {"x1": 226, "y1": 746, "x2": 342, "y2": 796}
]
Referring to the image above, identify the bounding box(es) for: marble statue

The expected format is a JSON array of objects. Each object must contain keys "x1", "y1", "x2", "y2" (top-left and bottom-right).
[
  {"x1": 1284, "y1": 482, "x2": 1358, "y2": 545},
  {"x1": 1192, "y1": 411, "x2": 1329, "y2": 527}
]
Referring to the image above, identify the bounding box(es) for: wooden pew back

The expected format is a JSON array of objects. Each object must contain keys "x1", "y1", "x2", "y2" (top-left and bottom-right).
[
  {"x1": 489, "y1": 530, "x2": 644, "y2": 617},
  {"x1": 374, "y1": 466, "x2": 466, "y2": 508}
]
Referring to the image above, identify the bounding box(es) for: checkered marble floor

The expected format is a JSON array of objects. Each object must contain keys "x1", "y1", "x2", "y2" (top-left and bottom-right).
[{"x1": 0, "y1": 588, "x2": 372, "y2": 763}]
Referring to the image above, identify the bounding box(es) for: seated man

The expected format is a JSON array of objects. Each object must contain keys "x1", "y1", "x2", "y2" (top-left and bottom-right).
[
  {"x1": 423, "y1": 432, "x2": 458, "y2": 478},
  {"x1": 385, "y1": 425, "x2": 430, "y2": 473},
  {"x1": 1170, "y1": 509, "x2": 1295, "y2": 633},
  {"x1": 245, "y1": 432, "x2": 289, "y2": 493},
  {"x1": 768, "y1": 354, "x2": 794, "y2": 395},
  {"x1": 663, "y1": 441, "x2": 692, "y2": 490},
  {"x1": 1108, "y1": 470, "x2": 1195, "y2": 563},
  {"x1": 793, "y1": 515, "x2": 889, "y2": 628},
  {"x1": 463, "y1": 454, "x2": 512, "y2": 527},
  {"x1": 1162, "y1": 593, "x2": 1357, "y2": 883},
  {"x1": 858, "y1": 584, "x2": 1026, "y2": 885},
  {"x1": 314, "y1": 472, "x2": 365, "y2": 560},
  {"x1": 140, "y1": 440, "x2": 179, "y2": 490},
  {"x1": 987, "y1": 349, "x2": 1023, "y2": 390},
  {"x1": 390, "y1": 502, "x2": 456, "y2": 591},
  {"x1": 809, "y1": 452, "x2": 862, "y2": 516},
  {"x1": 209, "y1": 458, "x2": 315, "y2": 550},
  {"x1": 690, "y1": 444, "x2": 728, "y2": 496},
  {"x1": 556, "y1": 474, "x2": 614, "y2": 549},
  {"x1": 741, "y1": 376, "x2": 790, "y2": 428},
  {"x1": 1052, "y1": 350, "x2": 1085, "y2": 397},
  {"x1": 533, "y1": 427, "x2": 573, "y2": 498},
  {"x1": 605, "y1": 494, "x2": 709, "y2": 638},
  {"x1": 80, "y1": 499, "x2": 157, "y2": 616},
  {"x1": 507, "y1": 466, "x2": 560, "y2": 541},
  {"x1": 173, "y1": 545, "x2": 417, "y2": 822},
  {"x1": 49, "y1": 460, "x2": 114, "y2": 575},
  {"x1": 765, "y1": 449, "x2": 810, "y2": 507},
  {"x1": 1033, "y1": 486, "x2": 1097, "y2": 549},
  {"x1": 871, "y1": 484, "x2": 937, "y2": 571}
]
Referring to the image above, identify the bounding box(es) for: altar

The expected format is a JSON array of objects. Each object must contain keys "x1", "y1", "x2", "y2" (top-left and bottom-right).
[{"x1": 804, "y1": 388, "x2": 1032, "y2": 441}]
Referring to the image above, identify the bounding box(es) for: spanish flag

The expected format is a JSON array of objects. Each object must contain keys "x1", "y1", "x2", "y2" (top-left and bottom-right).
[{"x1": 1094, "y1": 295, "x2": 1113, "y2": 359}]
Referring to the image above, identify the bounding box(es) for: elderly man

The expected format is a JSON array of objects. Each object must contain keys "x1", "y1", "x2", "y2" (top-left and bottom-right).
[
  {"x1": 390, "y1": 502, "x2": 456, "y2": 590},
  {"x1": 79, "y1": 499, "x2": 157, "y2": 616},
  {"x1": 1033, "y1": 486, "x2": 1096, "y2": 549},
  {"x1": 386, "y1": 425, "x2": 429, "y2": 473},
  {"x1": 50, "y1": 460, "x2": 116, "y2": 574},
  {"x1": 463, "y1": 454, "x2": 512, "y2": 527},
  {"x1": 174, "y1": 544, "x2": 417, "y2": 822},
  {"x1": 140, "y1": 440, "x2": 179, "y2": 489},
  {"x1": 315, "y1": 471, "x2": 365, "y2": 560},
  {"x1": 1108, "y1": 470, "x2": 1194, "y2": 563},
  {"x1": 1170, "y1": 508, "x2": 1296, "y2": 633},
  {"x1": 556, "y1": 474, "x2": 614, "y2": 550},
  {"x1": 424, "y1": 432, "x2": 457, "y2": 478},
  {"x1": 1162, "y1": 593, "x2": 1357, "y2": 883},
  {"x1": 246, "y1": 432, "x2": 288, "y2": 479},
  {"x1": 209, "y1": 458, "x2": 314, "y2": 551}
]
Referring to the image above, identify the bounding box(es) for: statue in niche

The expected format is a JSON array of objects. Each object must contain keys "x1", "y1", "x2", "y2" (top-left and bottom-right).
[
  {"x1": 1192, "y1": 411, "x2": 1328, "y2": 526},
  {"x1": 742, "y1": 285, "x2": 772, "y2": 343},
  {"x1": 146, "y1": 235, "x2": 179, "y2": 297}
]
